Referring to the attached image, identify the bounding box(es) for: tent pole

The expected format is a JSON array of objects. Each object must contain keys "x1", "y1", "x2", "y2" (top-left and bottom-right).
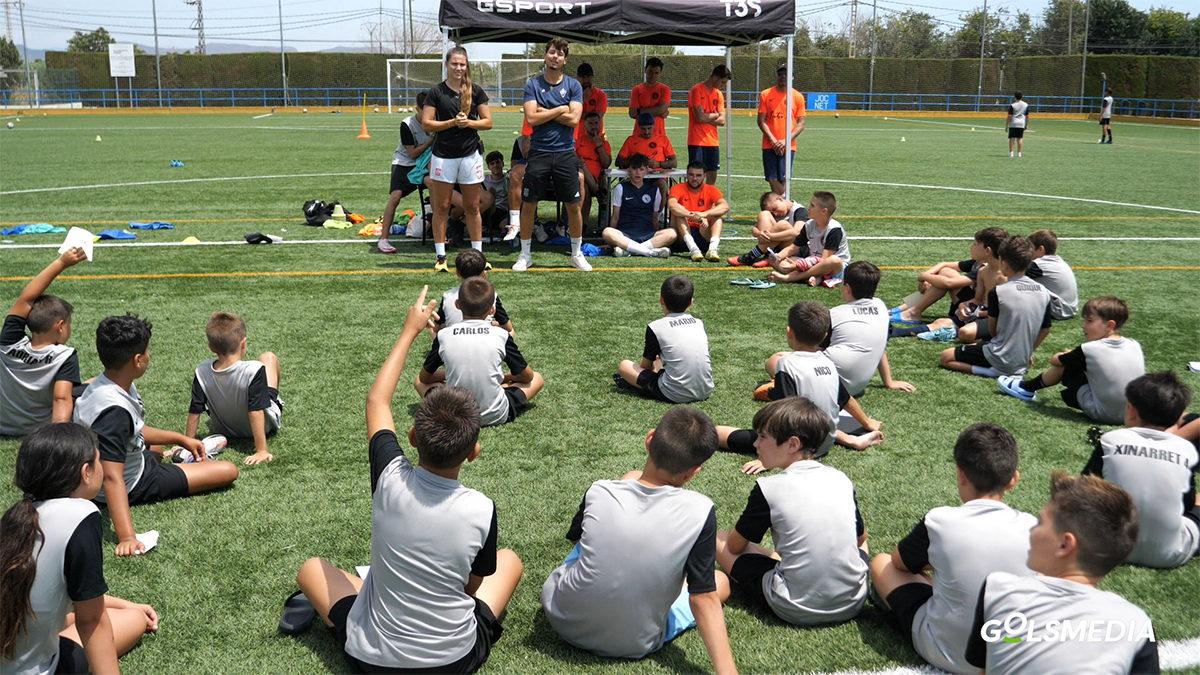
[
  {"x1": 784, "y1": 35, "x2": 793, "y2": 202},
  {"x1": 725, "y1": 45, "x2": 733, "y2": 212},
  {"x1": 442, "y1": 28, "x2": 450, "y2": 79}
]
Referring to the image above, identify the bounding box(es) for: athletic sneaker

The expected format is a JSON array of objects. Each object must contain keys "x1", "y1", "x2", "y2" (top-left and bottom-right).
[
  {"x1": 650, "y1": 247, "x2": 671, "y2": 258},
  {"x1": 483, "y1": 261, "x2": 493, "y2": 271},
  {"x1": 612, "y1": 246, "x2": 629, "y2": 257},
  {"x1": 917, "y1": 326, "x2": 957, "y2": 342},
  {"x1": 201, "y1": 434, "x2": 227, "y2": 459},
  {"x1": 512, "y1": 253, "x2": 532, "y2": 272},
  {"x1": 691, "y1": 250, "x2": 704, "y2": 262},
  {"x1": 502, "y1": 224, "x2": 519, "y2": 241},
  {"x1": 377, "y1": 239, "x2": 397, "y2": 254},
  {"x1": 612, "y1": 372, "x2": 634, "y2": 390},
  {"x1": 433, "y1": 256, "x2": 449, "y2": 272},
  {"x1": 570, "y1": 254, "x2": 593, "y2": 272},
  {"x1": 998, "y1": 375, "x2": 1036, "y2": 402},
  {"x1": 705, "y1": 250, "x2": 721, "y2": 262},
  {"x1": 753, "y1": 380, "x2": 775, "y2": 402},
  {"x1": 728, "y1": 250, "x2": 763, "y2": 267}
]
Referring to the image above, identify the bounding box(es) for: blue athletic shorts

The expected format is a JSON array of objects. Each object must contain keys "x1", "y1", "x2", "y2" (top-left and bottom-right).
[
  {"x1": 687, "y1": 145, "x2": 720, "y2": 173},
  {"x1": 762, "y1": 148, "x2": 795, "y2": 182}
]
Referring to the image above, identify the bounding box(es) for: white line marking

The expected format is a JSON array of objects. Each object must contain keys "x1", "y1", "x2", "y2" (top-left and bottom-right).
[
  {"x1": 877, "y1": 117, "x2": 1006, "y2": 131},
  {"x1": 728, "y1": 174, "x2": 1200, "y2": 214},
  {"x1": 251, "y1": 113, "x2": 274, "y2": 119},
  {"x1": 0, "y1": 172, "x2": 384, "y2": 196}
]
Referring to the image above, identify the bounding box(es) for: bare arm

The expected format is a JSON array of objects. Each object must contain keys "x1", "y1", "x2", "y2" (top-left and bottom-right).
[
  {"x1": 667, "y1": 197, "x2": 693, "y2": 220},
  {"x1": 523, "y1": 100, "x2": 567, "y2": 127},
  {"x1": 245, "y1": 409, "x2": 272, "y2": 465},
  {"x1": 141, "y1": 426, "x2": 202, "y2": 455},
  {"x1": 468, "y1": 103, "x2": 493, "y2": 131},
  {"x1": 366, "y1": 287, "x2": 438, "y2": 439},
  {"x1": 558, "y1": 101, "x2": 583, "y2": 128},
  {"x1": 72, "y1": 595, "x2": 120, "y2": 675},
  {"x1": 661, "y1": 153, "x2": 677, "y2": 170},
  {"x1": 185, "y1": 413, "x2": 200, "y2": 439},
  {"x1": 51, "y1": 380, "x2": 75, "y2": 423},
  {"x1": 756, "y1": 112, "x2": 774, "y2": 142},
  {"x1": 693, "y1": 104, "x2": 721, "y2": 125},
  {"x1": 614, "y1": 153, "x2": 631, "y2": 169},
  {"x1": 420, "y1": 105, "x2": 458, "y2": 134},
  {"x1": 644, "y1": 101, "x2": 670, "y2": 117},
  {"x1": 703, "y1": 198, "x2": 731, "y2": 219},
  {"x1": 691, "y1": 592, "x2": 737, "y2": 675},
  {"x1": 101, "y1": 461, "x2": 143, "y2": 557},
  {"x1": 9, "y1": 248, "x2": 86, "y2": 317},
  {"x1": 877, "y1": 353, "x2": 915, "y2": 391},
  {"x1": 1034, "y1": 327, "x2": 1050, "y2": 350},
  {"x1": 725, "y1": 528, "x2": 749, "y2": 556},
  {"x1": 594, "y1": 140, "x2": 611, "y2": 169},
  {"x1": 792, "y1": 117, "x2": 806, "y2": 138}
]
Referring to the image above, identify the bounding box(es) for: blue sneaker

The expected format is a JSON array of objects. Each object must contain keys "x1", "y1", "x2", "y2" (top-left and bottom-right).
[
  {"x1": 998, "y1": 375, "x2": 1035, "y2": 402},
  {"x1": 917, "y1": 326, "x2": 957, "y2": 342}
]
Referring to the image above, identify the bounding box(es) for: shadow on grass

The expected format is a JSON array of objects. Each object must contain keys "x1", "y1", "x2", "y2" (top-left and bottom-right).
[
  {"x1": 854, "y1": 603, "x2": 928, "y2": 666},
  {"x1": 523, "y1": 607, "x2": 711, "y2": 672},
  {"x1": 286, "y1": 624, "x2": 352, "y2": 674}
]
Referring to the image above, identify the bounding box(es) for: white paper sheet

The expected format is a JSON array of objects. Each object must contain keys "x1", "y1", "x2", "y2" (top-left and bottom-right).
[{"x1": 58, "y1": 227, "x2": 94, "y2": 261}]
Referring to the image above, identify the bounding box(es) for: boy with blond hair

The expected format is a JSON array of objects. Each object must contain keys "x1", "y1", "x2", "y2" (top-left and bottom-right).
[{"x1": 186, "y1": 312, "x2": 282, "y2": 465}]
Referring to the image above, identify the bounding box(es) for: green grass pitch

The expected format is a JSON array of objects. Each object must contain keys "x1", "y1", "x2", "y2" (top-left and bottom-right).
[{"x1": 1, "y1": 110, "x2": 1198, "y2": 674}]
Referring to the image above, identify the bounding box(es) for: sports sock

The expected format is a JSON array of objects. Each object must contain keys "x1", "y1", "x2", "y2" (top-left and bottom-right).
[
  {"x1": 722, "y1": 429, "x2": 756, "y2": 456},
  {"x1": 509, "y1": 210, "x2": 520, "y2": 227},
  {"x1": 683, "y1": 234, "x2": 701, "y2": 254},
  {"x1": 434, "y1": 242, "x2": 446, "y2": 258},
  {"x1": 471, "y1": 240, "x2": 483, "y2": 251},
  {"x1": 708, "y1": 236, "x2": 720, "y2": 251},
  {"x1": 971, "y1": 365, "x2": 1001, "y2": 378},
  {"x1": 1019, "y1": 374, "x2": 1048, "y2": 391},
  {"x1": 626, "y1": 240, "x2": 653, "y2": 256},
  {"x1": 888, "y1": 325, "x2": 927, "y2": 339},
  {"x1": 746, "y1": 246, "x2": 765, "y2": 260},
  {"x1": 570, "y1": 237, "x2": 582, "y2": 257},
  {"x1": 520, "y1": 238, "x2": 532, "y2": 256}
]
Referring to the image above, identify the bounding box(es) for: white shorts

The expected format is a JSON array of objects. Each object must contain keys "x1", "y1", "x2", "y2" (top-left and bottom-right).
[{"x1": 430, "y1": 152, "x2": 485, "y2": 185}]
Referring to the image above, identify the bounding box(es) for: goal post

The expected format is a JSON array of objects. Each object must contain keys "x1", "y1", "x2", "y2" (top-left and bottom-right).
[
  {"x1": 386, "y1": 59, "x2": 444, "y2": 114},
  {"x1": 386, "y1": 58, "x2": 546, "y2": 114}
]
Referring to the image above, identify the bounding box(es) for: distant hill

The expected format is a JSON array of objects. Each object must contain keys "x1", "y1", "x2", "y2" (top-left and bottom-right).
[{"x1": 13, "y1": 45, "x2": 46, "y2": 62}]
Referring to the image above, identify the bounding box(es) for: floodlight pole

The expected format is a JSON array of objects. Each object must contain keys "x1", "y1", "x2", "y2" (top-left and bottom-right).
[
  {"x1": 152, "y1": 0, "x2": 163, "y2": 106},
  {"x1": 17, "y1": 0, "x2": 31, "y2": 106},
  {"x1": 1079, "y1": 0, "x2": 1090, "y2": 112},
  {"x1": 868, "y1": 0, "x2": 877, "y2": 110},
  {"x1": 976, "y1": 0, "x2": 987, "y2": 112},
  {"x1": 784, "y1": 34, "x2": 794, "y2": 202},
  {"x1": 279, "y1": 0, "x2": 288, "y2": 106},
  {"x1": 725, "y1": 45, "x2": 733, "y2": 209}
]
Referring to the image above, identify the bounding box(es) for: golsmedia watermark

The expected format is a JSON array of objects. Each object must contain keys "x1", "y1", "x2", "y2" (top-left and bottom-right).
[{"x1": 981, "y1": 612, "x2": 1156, "y2": 644}]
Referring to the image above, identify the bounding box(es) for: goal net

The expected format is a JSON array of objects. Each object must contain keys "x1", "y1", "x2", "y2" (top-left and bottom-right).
[{"x1": 386, "y1": 58, "x2": 546, "y2": 114}]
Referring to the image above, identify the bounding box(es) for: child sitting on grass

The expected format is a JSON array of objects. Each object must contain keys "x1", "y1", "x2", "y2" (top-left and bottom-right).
[
  {"x1": 614, "y1": 275, "x2": 713, "y2": 403},
  {"x1": 870, "y1": 423, "x2": 1035, "y2": 674},
  {"x1": 294, "y1": 287, "x2": 523, "y2": 673},
  {"x1": 417, "y1": 277, "x2": 543, "y2": 426},
  {"x1": 999, "y1": 296, "x2": 1143, "y2": 424},
  {"x1": 1026, "y1": 229, "x2": 1078, "y2": 321},
  {"x1": 434, "y1": 249, "x2": 514, "y2": 335},
  {"x1": 766, "y1": 191, "x2": 850, "y2": 288},
  {"x1": 186, "y1": 312, "x2": 282, "y2": 465},
  {"x1": 540, "y1": 407, "x2": 736, "y2": 674},
  {"x1": 1, "y1": 248, "x2": 87, "y2": 436},
  {"x1": 0, "y1": 423, "x2": 158, "y2": 675},
  {"x1": 716, "y1": 397, "x2": 869, "y2": 626},
  {"x1": 74, "y1": 315, "x2": 239, "y2": 556},
  {"x1": 825, "y1": 261, "x2": 914, "y2": 396},
  {"x1": 726, "y1": 191, "x2": 808, "y2": 268},
  {"x1": 890, "y1": 228, "x2": 1006, "y2": 329},
  {"x1": 1082, "y1": 371, "x2": 1198, "y2": 569}
]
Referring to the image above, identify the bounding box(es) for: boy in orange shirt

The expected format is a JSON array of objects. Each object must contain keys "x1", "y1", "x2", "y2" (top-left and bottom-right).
[
  {"x1": 628, "y1": 57, "x2": 670, "y2": 137},
  {"x1": 668, "y1": 162, "x2": 728, "y2": 262},
  {"x1": 758, "y1": 65, "x2": 806, "y2": 195},
  {"x1": 687, "y1": 66, "x2": 730, "y2": 185}
]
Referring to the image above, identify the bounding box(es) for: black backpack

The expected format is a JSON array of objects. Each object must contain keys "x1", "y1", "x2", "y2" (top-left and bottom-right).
[{"x1": 303, "y1": 200, "x2": 335, "y2": 227}]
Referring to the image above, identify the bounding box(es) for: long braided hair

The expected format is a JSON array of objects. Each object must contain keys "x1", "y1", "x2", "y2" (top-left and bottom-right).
[{"x1": 446, "y1": 46, "x2": 472, "y2": 115}]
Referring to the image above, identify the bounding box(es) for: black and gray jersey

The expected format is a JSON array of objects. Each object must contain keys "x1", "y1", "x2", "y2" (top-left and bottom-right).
[
  {"x1": 825, "y1": 297, "x2": 889, "y2": 396},
  {"x1": 771, "y1": 350, "x2": 847, "y2": 457},
  {"x1": 436, "y1": 285, "x2": 509, "y2": 328},
  {"x1": 644, "y1": 313, "x2": 713, "y2": 403},
  {"x1": 73, "y1": 374, "x2": 148, "y2": 502},
  {"x1": 1101, "y1": 96, "x2": 1114, "y2": 119},
  {"x1": 803, "y1": 218, "x2": 850, "y2": 266},
  {"x1": 983, "y1": 277, "x2": 1052, "y2": 376},
  {"x1": 1059, "y1": 338, "x2": 1145, "y2": 424},
  {"x1": 192, "y1": 359, "x2": 275, "y2": 437},
  {"x1": 392, "y1": 115, "x2": 431, "y2": 167},
  {"x1": 1008, "y1": 100, "x2": 1028, "y2": 128},
  {"x1": 1026, "y1": 255, "x2": 1078, "y2": 320},
  {"x1": 0, "y1": 315, "x2": 80, "y2": 436},
  {"x1": 423, "y1": 320, "x2": 528, "y2": 427}
]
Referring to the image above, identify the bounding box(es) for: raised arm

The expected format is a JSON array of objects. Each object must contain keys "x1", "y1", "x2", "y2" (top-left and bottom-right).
[
  {"x1": 366, "y1": 286, "x2": 438, "y2": 438},
  {"x1": 9, "y1": 248, "x2": 86, "y2": 317}
]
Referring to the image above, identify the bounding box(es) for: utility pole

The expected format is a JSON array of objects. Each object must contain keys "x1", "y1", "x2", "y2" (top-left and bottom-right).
[
  {"x1": 152, "y1": 0, "x2": 163, "y2": 106},
  {"x1": 849, "y1": 0, "x2": 858, "y2": 58},
  {"x1": 279, "y1": 0, "x2": 287, "y2": 105},
  {"x1": 1079, "y1": 0, "x2": 1090, "y2": 111},
  {"x1": 867, "y1": 0, "x2": 877, "y2": 109},
  {"x1": 1067, "y1": 1, "x2": 1072, "y2": 55},
  {"x1": 185, "y1": 0, "x2": 206, "y2": 55},
  {"x1": 17, "y1": 0, "x2": 30, "y2": 102},
  {"x1": 3, "y1": 0, "x2": 13, "y2": 42},
  {"x1": 976, "y1": 0, "x2": 987, "y2": 111}
]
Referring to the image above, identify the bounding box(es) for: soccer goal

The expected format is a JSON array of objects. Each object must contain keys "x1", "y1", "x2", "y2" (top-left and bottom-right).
[
  {"x1": 386, "y1": 58, "x2": 545, "y2": 114},
  {"x1": 386, "y1": 59, "x2": 445, "y2": 114}
]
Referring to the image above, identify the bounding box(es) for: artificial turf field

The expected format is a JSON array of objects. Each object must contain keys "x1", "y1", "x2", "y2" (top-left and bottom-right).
[{"x1": 1, "y1": 109, "x2": 1198, "y2": 674}]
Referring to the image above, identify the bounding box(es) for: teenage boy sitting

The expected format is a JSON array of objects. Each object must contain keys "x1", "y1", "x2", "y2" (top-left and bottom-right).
[
  {"x1": 1082, "y1": 371, "x2": 1199, "y2": 569},
  {"x1": 540, "y1": 407, "x2": 736, "y2": 675},
  {"x1": 603, "y1": 153, "x2": 675, "y2": 258},
  {"x1": 890, "y1": 228, "x2": 1007, "y2": 329},
  {"x1": 614, "y1": 275, "x2": 713, "y2": 403},
  {"x1": 1026, "y1": 229, "x2": 1078, "y2": 321},
  {"x1": 186, "y1": 312, "x2": 282, "y2": 465},
  {"x1": 1, "y1": 248, "x2": 86, "y2": 436},
  {"x1": 895, "y1": 228, "x2": 1010, "y2": 343},
  {"x1": 965, "y1": 473, "x2": 1158, "y2": 674},
  {"x1": 999, "y1": 296, "x2": 1143, "y2": 424},
  {"x1": 825, "y1": 261, "x2": 914, "y2": 396},
  {"x1": 416, "y1": 277, "x2": 543, "y2": 426},
  {"x1": 870, "y1": 423, "x2": 1035, "y2": 674},
  {"x1": 727, "y1": 191, "x2": 808, "y2": 268},
  {"x1": 716, "y1": 397, "x2": 869, "y2": 626},
  {"x1": 434, "y1": 249, "x2": 515, "y2": 335},
  {"x1": 719, "y1": 301, "x2": 883, "y2": 465},
  {"x1": 295, "y1": 287, "x2": 523, "y2": 674},
  {"x1": 75, "y1": 315, "x2": 239, "y2": 556},
  {"x1": 767, "y1": 191, "x2": 851, "y2": 288},
  {"x1": 940, "y1": 236, "x2": 1051, "y2": 378}
]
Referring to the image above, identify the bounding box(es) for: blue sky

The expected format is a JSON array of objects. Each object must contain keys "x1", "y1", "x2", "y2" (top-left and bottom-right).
[{"x1": 10, "y1": 0, "x2": 1194, "y2": 59}]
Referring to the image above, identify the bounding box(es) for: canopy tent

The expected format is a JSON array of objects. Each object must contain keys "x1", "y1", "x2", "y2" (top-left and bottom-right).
[{"x1": 438, "y1": 0, "x2": 802, "y2": 202}]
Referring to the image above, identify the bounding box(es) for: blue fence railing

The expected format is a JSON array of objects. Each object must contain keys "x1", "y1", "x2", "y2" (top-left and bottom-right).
[{"x1": 4, "y1": 87, "x2": 1197, "y2": 119}]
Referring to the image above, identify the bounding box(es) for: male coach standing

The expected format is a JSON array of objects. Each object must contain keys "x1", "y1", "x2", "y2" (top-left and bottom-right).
[
  {"x1": 688, "y1": 66, "x2": 730, "y2": 186},
  {"x1": 514, "y1": 38, "x2": 590, "y2": 272},
  {"x1": 758, "y1": 64, "x2": 805, "y2": 195}
]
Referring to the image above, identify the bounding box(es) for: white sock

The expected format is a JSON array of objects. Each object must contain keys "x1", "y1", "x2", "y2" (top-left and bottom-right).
[
  {"x1": 683, "y1": 234, "x2": 700, "y2": 254},
  {"x1": 570, "y1": 237, "x2": 582, "y2": 257},
  {"x1": 1017, "y1": 152, "x2": 1022, "y2": 157},
  {"x1": 971, "y1": 365, "x2": 1001, "y2": 378},
  {"x1": 471, "y1": 240, "x2": 483, "y2": 251},
  {"x1": 434, "y1": 242, "x2": 446, "y2": 257},
  {"x1": 708, "y1": 236, "x2": 720, "y2": 251},
  {"x1": 627, "y1": 240, "x2": 653, "y2": 256},
  {"x1": 509, "y1": 210, "x2": 520, "y2": 227},
  {"x1": 520, "y1": 238, "x2": 531, "y2": 256}
]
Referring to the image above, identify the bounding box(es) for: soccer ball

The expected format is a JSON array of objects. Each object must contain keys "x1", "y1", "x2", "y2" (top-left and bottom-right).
[
  {"x1": 500, "y1": 101, "x2": 507, "y2": 108},
  {"x1": 302, "y1": 108, "x2": 308, "y2": 113},
  {"x1": 374, "y1": 107, "x2": 379, "y2": 113},
  {"x1": 6, "y1": 122, "x2": 12, "y2": 129},
  {"x1": 834, "y1": 113, "x2": 840, "y2": 118}
]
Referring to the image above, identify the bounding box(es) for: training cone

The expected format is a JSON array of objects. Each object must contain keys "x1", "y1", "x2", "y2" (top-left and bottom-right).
[
  {"x1": 901, "y1": 137, "x2": 906, "y2": 142},
  {"x1": 95, "y1": 135, "x2": 102, "y2": 141},
  {"x1": 358, "y1": 120, "x2": 371, "y2": 140},
  {"x1": 330, "y1": 204, "x2": 347, "y2": 221}
]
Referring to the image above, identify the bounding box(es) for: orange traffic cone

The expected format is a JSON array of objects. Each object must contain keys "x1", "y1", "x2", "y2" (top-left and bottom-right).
[{"x1": 358, "y1": 120, "x2": 371, "y2": 140}]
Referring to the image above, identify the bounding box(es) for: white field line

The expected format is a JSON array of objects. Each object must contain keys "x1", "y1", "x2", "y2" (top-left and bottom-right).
[
  {"x1": 0, "y1": 171, "x2": 383, "y2": 195},
  {"x1": 251, "y1": 113, "x2": 274, "y2": 119},
  {"x1": 875, "y1": 117, "x2": 1007, "y2": 131}
]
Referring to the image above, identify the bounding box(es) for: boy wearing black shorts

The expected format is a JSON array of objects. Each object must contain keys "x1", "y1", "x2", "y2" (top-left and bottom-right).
[{"x1": 615, "y1": 275, "x2": 713, "y2": 403}]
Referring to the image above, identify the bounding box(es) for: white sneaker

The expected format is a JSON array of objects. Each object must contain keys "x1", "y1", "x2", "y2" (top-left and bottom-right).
[
  {"x1": 201, "y1": 434, "x2": 227, "y2": 459},
  {"x1": 650, "y1": 246, "x2": 671, "y2": 258},
  {"x1": 512, "y1": 253, "x2": 532, "y2": 271},
  {"x1": 612, "y1": 246, "x2": 628, "y2": 257},
  {"x1": 502, "y1": 224, "x2": 519, "y2": 241},
  {"x1": 570, "y1": 254, "x2": 593, "y2": 271}
]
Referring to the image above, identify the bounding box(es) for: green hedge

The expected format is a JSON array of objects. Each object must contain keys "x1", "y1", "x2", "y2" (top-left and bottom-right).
[{"x1": 47, "y1": 51, "x2": 1199, "y2": 101}]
